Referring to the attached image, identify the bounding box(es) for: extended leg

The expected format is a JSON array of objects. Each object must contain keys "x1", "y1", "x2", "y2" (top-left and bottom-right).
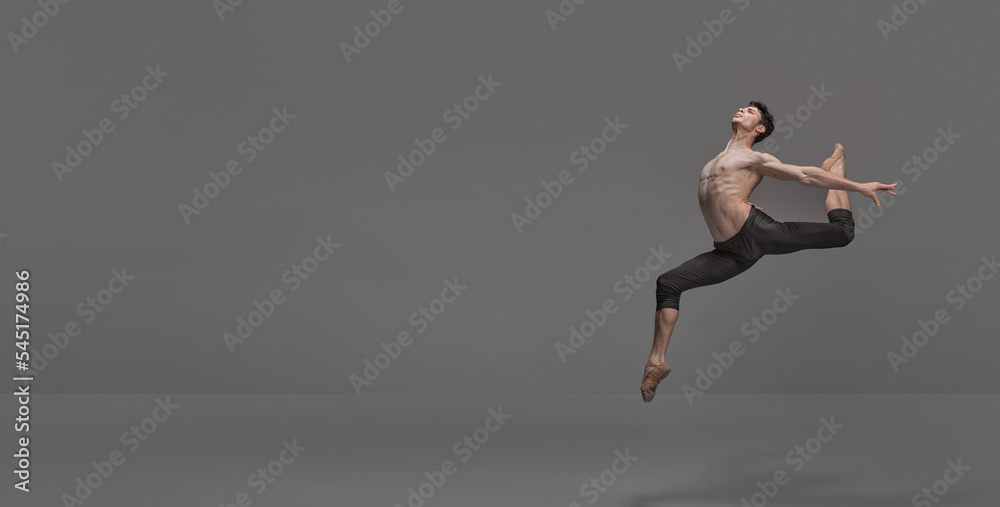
[
  {"x1": 641, "y1": 308, "x2": 677, "y2": 402},
  {"x1": 647, "y1": 308, "x2": 677, "y2": 372},
  {"x1": 643, "y1": 249, "x2": 754, "y2": 402}
]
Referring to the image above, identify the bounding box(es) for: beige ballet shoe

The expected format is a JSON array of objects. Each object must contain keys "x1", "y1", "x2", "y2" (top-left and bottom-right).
[
  {"x1": 820, "y1": 143, "x2": 845, "y2": 171},
  {"x1": 640, "y1": 363, "x2": 671, "y2": 402}
]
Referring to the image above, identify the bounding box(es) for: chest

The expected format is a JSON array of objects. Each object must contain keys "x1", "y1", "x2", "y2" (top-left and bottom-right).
[{"x1": 701, "y1": 155, "x2": 741, "y2": 181}]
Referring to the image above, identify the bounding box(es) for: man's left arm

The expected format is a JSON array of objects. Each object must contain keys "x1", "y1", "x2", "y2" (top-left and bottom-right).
[
  {"x1": 753, "y1": 152, "x2": 862, "y2": 192},
  {"x1": 752, "y1": 152, "x2": 898, "y2": 206},
  {"x1": 798, "y1": 165, "x2": 866, "y2": 192}
]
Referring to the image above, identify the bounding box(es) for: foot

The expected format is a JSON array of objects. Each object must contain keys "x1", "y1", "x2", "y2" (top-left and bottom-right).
[
  {"x1": 820, "y1": 143, "x2": 845, "y2": 172},
  {"x1": 640, "y1": 362, "x2": 671, "y2": 402}
]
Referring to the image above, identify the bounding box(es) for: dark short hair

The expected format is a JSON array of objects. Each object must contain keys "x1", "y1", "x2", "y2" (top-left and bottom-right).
[{"x1": 748, "y1": 100, "x2": 774, "y2": 145}]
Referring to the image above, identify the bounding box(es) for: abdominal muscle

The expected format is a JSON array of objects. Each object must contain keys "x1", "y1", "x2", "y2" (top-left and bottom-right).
[{"x1": 697, "y1": 155, "x2": 762, "y2": 243}]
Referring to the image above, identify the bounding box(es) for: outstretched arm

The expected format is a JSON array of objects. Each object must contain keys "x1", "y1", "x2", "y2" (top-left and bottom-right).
[
  {"x1": 754, "y1": 152, "x2": 860, "y2": 191},
  {"x1": 752, "y1": 152, "x2": 898, "y2": 206}
]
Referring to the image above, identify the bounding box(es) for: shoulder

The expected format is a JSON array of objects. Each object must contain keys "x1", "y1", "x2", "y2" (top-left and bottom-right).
[{"x1": 743, "y1": 151, "x2": 776, "y2": 170}]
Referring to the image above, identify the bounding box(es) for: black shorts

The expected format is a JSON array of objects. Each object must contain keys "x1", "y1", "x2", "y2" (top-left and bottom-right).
[{"x1": 655, "y1": 206, "x2": 855, "y2": 310}]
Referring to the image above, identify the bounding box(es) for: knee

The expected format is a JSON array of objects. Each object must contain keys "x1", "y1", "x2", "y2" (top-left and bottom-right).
[
  {"x1": 655, "y1": 272, "x2": 683, "y2": 309},
  {"x1": 829, "y1": 224, "x2": 854, "y2": 247},
  {"x1": 838, "y1": 218, "x2": 855, "y2": 246},
  {"x1": 828, "y1": 211, "x2": 855, "y2": 246},
  {"x1": 656, "y1": 271, "x2": 681, "y2": 295},
  {"x1": 842, "y1": 226, "x2": 855, "y2": 246}
]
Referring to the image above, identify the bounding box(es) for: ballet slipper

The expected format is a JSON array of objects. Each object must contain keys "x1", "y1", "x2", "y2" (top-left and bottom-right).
[
  {"x1": 820, "y1": 143, "x2": 845, "y2": 171},
  {"x1": 641, "y1": 363, "x2": 671, "y2": 402}
]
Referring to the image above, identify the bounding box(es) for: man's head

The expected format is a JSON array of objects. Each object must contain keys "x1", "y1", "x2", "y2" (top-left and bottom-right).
[{"x1": 732, "y1": 101, "x2": 774, "y2": 145}]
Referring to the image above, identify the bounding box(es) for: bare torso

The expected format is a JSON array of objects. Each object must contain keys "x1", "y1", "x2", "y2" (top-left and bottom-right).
[{"x1": 698, "y1": 150, "x2": 764, "y2": 243}]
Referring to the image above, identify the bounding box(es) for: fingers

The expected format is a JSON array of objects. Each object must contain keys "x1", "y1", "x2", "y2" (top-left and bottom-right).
[{"x1": 866, "y1": 187, "x2": 881, "y2": 207}]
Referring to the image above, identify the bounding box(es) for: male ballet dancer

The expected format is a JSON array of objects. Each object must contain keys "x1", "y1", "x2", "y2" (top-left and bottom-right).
[{"x1": 640, "y1": 101, "x2": 898, "y2": 402}]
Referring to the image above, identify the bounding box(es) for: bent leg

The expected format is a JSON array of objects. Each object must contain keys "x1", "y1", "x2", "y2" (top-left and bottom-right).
[
  {"x1": 754, "y1": 146, "x2": 855, "y2": 255},
  {"x1": 821, "y1": 144, "x2": 851, "y2": 213},
  {"x1": 752, "y1": 143, "x2": 853, "y2": 258},
  {"x1": 755, "y1": 211, "x2": 855, "y2": 255}
]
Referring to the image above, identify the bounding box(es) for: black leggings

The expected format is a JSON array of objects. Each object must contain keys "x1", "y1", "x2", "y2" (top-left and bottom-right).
[{"x1": 655, "y1": 206, "x2": 855, "y2": 310}]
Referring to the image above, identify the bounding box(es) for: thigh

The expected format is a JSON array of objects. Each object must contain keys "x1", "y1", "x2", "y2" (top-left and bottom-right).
[
  {"x1": 755, "y1": 218, "x2": 848, "y2": 255},
  {"x1": 664, "y1": 249, "x2": 755, "y2": 291}
]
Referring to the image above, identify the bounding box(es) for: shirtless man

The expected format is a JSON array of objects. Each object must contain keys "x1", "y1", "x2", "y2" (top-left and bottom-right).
[{"x1": 640, "y1": 101, "x2": 898, "y2": 402}]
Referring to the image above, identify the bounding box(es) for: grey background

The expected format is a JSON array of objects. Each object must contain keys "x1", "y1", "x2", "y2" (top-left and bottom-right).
[{"x1": 2, "y1": 1, "x2": 998, "y2": 505}]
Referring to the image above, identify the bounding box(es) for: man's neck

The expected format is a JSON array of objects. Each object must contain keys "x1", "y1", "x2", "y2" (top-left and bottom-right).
[{"x1": 724, "y1": 131, "x2": 755, "y2": 153}]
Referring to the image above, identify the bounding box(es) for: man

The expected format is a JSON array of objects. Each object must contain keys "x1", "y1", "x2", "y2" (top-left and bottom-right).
[{"x1": 640, "y1": 101, "x2": 898, "y2": 402}]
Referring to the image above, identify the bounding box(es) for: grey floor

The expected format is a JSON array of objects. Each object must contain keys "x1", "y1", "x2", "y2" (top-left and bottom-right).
[{"x1": 3, "y1": 393, "x2": 997, "y2": 506}]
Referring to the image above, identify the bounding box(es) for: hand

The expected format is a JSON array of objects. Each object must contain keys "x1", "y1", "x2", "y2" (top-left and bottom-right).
[
  {"x1": 860, "y1": 182, "x2": 898, "y2": 207},
  {"x1": 749, "y1": 201, "x2": 764, "y2": 211}
]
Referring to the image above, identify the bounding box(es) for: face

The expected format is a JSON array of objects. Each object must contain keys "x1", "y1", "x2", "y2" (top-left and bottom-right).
[{"x1": 732, "y1": 105, "x2": 762, "y2": 134}]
